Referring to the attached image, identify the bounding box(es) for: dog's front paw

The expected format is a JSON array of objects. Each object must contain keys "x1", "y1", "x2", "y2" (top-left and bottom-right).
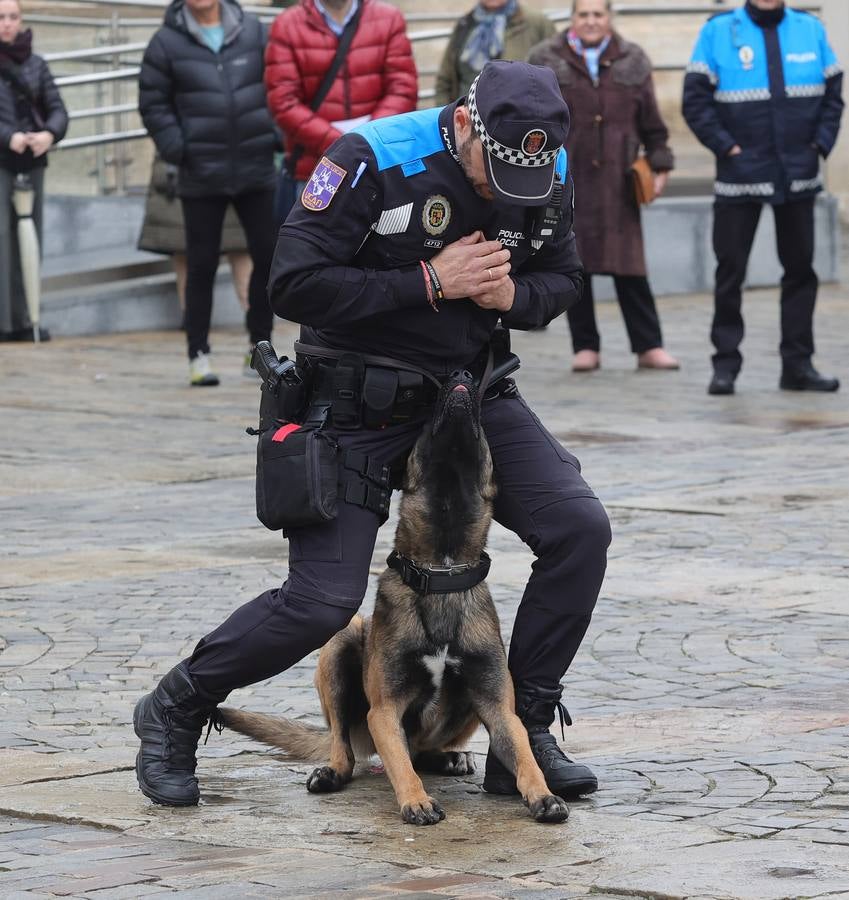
[
  {"x1": 400, "y1": 798, "x2": 446, "y2": 826},
  {"x1": 529, "y1": 794, "x2": 569, "y2": 824},
  {"x1": 307, "y1": 766, "x2": 346, "y2": 793}
]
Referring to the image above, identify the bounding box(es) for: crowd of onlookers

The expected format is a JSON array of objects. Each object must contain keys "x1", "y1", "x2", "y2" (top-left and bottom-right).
[{"x1": 0, "y1": 0, "x2": 843, "y2": 392}]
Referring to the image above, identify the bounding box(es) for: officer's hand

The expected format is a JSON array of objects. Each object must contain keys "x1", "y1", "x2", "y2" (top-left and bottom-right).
[
  {"x1": 430, "y1": 231, "x2": 511, "y2": 301},
  {"x1": 468, "y1": 276, "x2": 515, "y2": 312},
  {"x1": 727, "y1": 145, "x2": 742, "y2": 157}
]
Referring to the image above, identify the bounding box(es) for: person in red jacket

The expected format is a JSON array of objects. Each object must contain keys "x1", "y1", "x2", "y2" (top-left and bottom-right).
[{"x1": 265, "y1": 0, "x2": 418, "y2": 193}]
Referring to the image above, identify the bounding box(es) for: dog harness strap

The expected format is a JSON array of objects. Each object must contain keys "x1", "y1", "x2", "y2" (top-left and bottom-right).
[{"x1": 386, "y1": 550, "x2": 491, "y2": 594}]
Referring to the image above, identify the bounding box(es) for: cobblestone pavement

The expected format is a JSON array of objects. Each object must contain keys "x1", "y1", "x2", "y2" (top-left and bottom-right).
[{"x1": 1, "y1": 285, "x2": 848, "y2": 899}]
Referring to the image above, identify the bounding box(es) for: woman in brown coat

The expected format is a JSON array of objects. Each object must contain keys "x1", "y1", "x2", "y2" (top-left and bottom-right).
[{"x1": 529, "y1": 0, "x2": 678, "y2": 371}]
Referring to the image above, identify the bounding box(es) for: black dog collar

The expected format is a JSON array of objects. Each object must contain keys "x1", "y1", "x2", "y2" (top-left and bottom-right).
[{"x1": 387, "y1": 550, "x2": 491, "y2": 594}]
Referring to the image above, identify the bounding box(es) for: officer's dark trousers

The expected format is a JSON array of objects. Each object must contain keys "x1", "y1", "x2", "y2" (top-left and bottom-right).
[
  {"x1": 181, "y1": 190, "x2": 276, "y2": 360},
  {"x1": 567, "y1": 274, "x2": 664, "y2": 355},
  {"x1": 185, "y1": 392, "x2": 611, "y2": 704},
  {"x1": 711, "y1": 197, "x2": 817, "y2": 376}
]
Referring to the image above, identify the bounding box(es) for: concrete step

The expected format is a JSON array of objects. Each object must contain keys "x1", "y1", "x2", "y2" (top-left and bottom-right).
[{"x1": 41, "y1": 269, "x2": 247, "y2": 338}]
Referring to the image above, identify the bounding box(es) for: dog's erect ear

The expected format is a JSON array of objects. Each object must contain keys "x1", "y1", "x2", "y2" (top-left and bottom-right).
[{"x1": 478, "y1": 437, "x2": 496, "y2": 501}]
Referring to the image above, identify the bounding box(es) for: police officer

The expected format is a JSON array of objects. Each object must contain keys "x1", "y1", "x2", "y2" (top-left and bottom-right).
[
  {"x1": 683, "y1": 0, "x2": 843, "y2": 396},
  {"x1": 133, "y1": 60, "x2": 612, "y2": 807}
]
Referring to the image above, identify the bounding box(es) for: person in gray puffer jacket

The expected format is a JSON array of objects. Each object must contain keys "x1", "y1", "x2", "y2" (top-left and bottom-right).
[
  {"x1": 0, "y1": 0, "x2": 68, "y2": 342},
  {"x1": 139, "y1": 0, "x2": 277, "y2": 386}
]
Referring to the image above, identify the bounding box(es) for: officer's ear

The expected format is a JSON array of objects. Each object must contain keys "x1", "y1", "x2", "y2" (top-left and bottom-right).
[{"x1": 454, "y1": 105, "x2": 473, "y2": 144}]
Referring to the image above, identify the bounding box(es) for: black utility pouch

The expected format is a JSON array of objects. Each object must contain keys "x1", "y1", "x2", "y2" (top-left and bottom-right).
[{"x1": 256, "y1": 423, "x2": 339, "y2": 532}]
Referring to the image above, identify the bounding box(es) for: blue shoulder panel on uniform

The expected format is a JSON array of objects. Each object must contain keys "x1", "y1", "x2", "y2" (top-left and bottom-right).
[
  {"x1": 353, "y1": 107, "x2": 444, "y2": 174},
  {"x1": 556, "y1": 148, "x2": 568, "y2": 182}
]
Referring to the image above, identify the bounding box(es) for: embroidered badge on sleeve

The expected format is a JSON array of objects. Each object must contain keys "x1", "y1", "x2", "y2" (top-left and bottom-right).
[{"x1": 302, "y1": 157, "x2": 348, "y2": 212}]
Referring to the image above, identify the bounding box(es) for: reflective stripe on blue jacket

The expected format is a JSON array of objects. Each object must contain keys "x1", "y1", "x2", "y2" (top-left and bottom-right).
[{"x1": 682, "y1": 6, "x2": 843, "y2": 204}]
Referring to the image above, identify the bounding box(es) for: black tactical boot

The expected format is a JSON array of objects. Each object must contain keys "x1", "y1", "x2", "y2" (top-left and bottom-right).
[
  {"x1": 483, "y1": 685, "x2": 598, "y2": 799},
  {"x1": 779, "y1": 363, "x2": 839, "y2": 393},
  {"x1": 133, "y1": 663, "x2": 220, "y2": 806}
]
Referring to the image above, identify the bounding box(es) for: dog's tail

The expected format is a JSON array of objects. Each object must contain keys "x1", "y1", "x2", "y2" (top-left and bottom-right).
[{"x1": 218, "y1": 707, "x2": 331, "y2": 761}]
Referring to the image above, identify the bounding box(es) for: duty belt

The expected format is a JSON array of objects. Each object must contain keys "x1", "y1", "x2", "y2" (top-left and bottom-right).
[{"x1": 295, "y1": 340, "x2": 443, "y2": 431}]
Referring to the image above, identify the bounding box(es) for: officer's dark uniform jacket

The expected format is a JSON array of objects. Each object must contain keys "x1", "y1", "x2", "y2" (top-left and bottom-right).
[
  {"x1": 682, "y1": 6, "x2": 843, "y2": 204},
  {"x1": 268, "y1": 102, "x2": 582, "y2": 373}
]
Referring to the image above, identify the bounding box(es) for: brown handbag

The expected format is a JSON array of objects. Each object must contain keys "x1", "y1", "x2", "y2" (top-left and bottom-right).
[{"x1": 629, "y1": 156, "x2": 656, "y2": 206}]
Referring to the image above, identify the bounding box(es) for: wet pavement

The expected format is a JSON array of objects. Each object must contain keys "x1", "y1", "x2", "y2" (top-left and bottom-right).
[{"x1": 1, "y1": 284, "x2": 848, "y2": 899}]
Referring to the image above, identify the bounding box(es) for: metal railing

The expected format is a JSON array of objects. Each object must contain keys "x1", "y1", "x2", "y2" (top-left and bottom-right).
[{"x1": 43, "y1": 0, "x2": 821, "y2": 162}]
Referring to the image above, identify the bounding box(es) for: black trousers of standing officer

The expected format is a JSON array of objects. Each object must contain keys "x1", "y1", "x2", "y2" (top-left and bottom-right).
[
  {"x1": 184, "y1": 390, "x2": 612, "y2": 705},
  {"x1": 711, "y1": 197, "x2": 817, "y2": 376},
  {"x1": 181, "y1": 190, "x2": 277, "y2": 360},
  {"x1": 567, "y1": 274, "x2": 665, "y2": 354}
]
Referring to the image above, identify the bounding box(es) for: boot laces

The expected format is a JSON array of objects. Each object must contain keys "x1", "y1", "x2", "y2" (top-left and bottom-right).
[
  {"x1": 554, "y1": 700, "x2": 572, "y2": 740},
  {"x1": 204, "y1": 708, "x2": 225, "y2": 745}
]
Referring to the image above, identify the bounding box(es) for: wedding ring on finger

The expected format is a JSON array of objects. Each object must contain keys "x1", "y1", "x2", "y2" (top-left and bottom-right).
[{"x1": 487, "y1": 268, "x2": 493, "y2": 281}]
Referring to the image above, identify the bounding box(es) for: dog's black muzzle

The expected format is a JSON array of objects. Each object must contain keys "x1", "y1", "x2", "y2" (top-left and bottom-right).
[{"x1": 431, "y1": 370, "x2": 481, "y2": 439}]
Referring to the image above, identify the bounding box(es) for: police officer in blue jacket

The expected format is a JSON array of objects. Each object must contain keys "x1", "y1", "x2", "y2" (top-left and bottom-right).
[
  {"x1": 133, "y1": 60, "x2": 612, "y2": 808},
  {"x1": 683, "y1": 0, "x2": 843, "y2": 395}
]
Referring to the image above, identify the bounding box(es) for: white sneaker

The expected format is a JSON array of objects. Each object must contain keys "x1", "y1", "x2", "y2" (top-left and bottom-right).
[{"x1": 189, "y1": 351, "x2": 220, "y2": 387}]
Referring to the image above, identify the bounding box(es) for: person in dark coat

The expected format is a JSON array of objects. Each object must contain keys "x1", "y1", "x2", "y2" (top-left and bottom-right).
[
  {"x1": 139, "y1": 0, "x2": 277, "y2": 386},
  {"x1": 529, "y1": 0, "x2": 678, "y2": 373},
  {"x1": 0, "y1": 0, "x2": 67, "y2": 342},
  {"x1": 683, "y1": 0, "x2": 843, "y2": 396}
]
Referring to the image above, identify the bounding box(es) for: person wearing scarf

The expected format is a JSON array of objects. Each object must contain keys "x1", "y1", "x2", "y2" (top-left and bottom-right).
[
  {"x1": 529, "y1": 0, "x2": 679, "y2": 373},
  {"x1": 434, "y1": 0, "x2": 555, "y2": 107},
  {"x1": 0, "y1": 0, "x2": 68, "y2": 341}
]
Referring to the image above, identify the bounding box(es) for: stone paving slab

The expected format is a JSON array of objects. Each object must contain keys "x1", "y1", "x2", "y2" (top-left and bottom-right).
[{"x1": 1, "y1": 285, "x2": 849, "y2": 897}]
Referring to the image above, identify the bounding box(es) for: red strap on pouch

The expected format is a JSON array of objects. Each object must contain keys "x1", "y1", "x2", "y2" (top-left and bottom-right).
[{"x1": 271, "y1": 423, "x2": 301, "y2": 442}]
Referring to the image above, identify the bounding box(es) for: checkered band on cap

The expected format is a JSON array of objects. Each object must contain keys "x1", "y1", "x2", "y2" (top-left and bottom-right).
[{"x1": 467, "y1": 74, "x2": 559, "y2": 168}]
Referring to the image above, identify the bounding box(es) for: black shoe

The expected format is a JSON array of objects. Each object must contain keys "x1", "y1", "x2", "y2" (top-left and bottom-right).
[
  {"x1": 133, "y1": 663, "x2": 220, "y2": 806},
  {"x1": 708, "y1": 372, "x2": 736, "y2": 395},
  {"x1": 482, "y1": 685, "x2": 598, "y2": 800},
  {"x1": 5, "y1": 326, "x2": 50, "y2": 342},
  {"x1": 779, "y1": 363, "x2": 839, "y2": 392}
]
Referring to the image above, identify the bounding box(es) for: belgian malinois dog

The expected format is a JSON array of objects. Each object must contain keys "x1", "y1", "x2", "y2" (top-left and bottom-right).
[{"x1": 221, "y1": 371, "x2": 569, "y2": 825}]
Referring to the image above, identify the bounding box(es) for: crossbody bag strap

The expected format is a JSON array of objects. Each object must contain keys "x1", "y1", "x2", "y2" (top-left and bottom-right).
[
  {"x1": 287, "y1": 2, "x2": 364, "y2": 174},
  {"x1": 0, "y1": 59, "x2": 43, "y2": 126}
]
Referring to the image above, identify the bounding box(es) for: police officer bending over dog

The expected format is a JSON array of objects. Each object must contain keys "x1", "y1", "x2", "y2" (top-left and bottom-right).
[{"x1": 133, "y1": 60, "x2": 612, "y2": 806}]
